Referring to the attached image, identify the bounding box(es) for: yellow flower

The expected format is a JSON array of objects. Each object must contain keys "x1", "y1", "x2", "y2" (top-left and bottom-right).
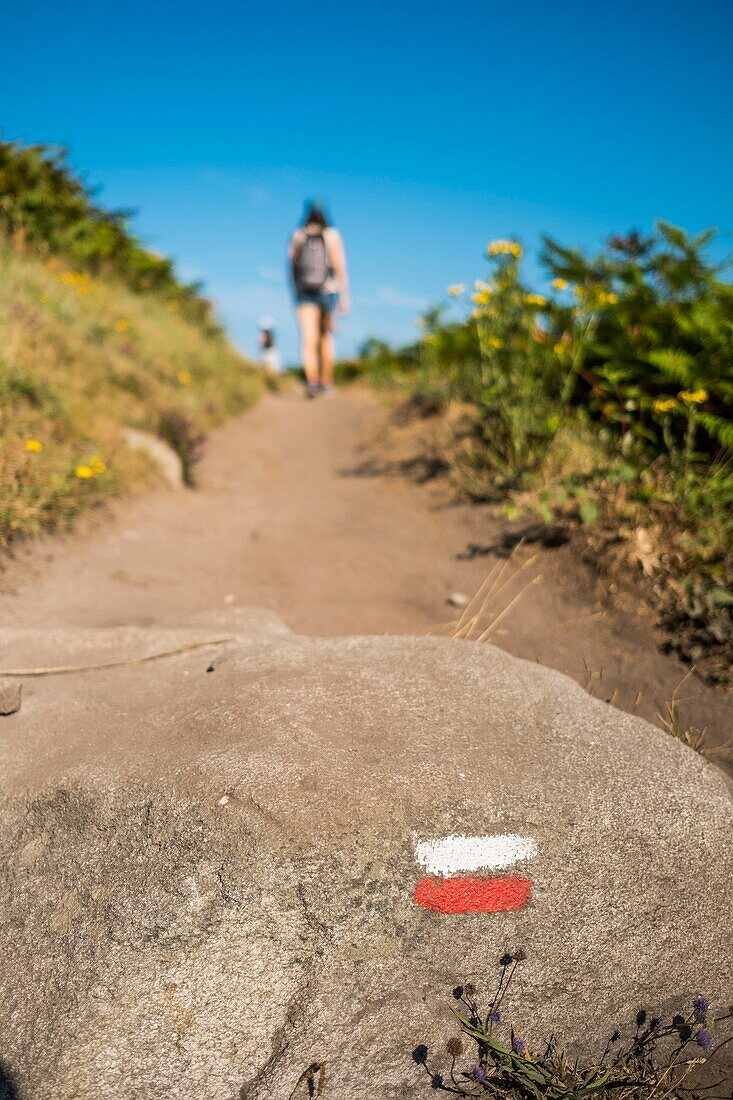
[
  {"x1": 90, "y1": 456, "x2": 107, "y2": 474},
  {"x1": 598, "y1": 291, "x2": 619, "y2": 306},
  {"x1": 487, "y1": 238, "x2": 522, "y2": 258},
  {"x1": 679, "y1": 389, "x2": 708, "y2": 405},
  {"x1": 472, "y1": 291, "x2": 492, "y2": 306},
  {"x1": 25, "y1": 438, "x2": 43, "y2": 453},
  {"x1": 553, "y1": 342, "x2": 566, "y2": 357},
  {"x1": 486, "y1": 335, "x2": 504, "y2": 349},
  {"x1": 653, "y1": 397, "x2": 678, "y2": 414},
  {"x1": 471, "y1": 309, "x2": 483, "y2": 320},
  {"x1": 114, "y1": 319, "x2": 129, "y2": 333},
  {"x1": 178, "y1": 370, "x2": 193, "y2": 385},
  {"x1": 525, "y1": 293, "x2": 547, "y2": 307},
  {"x1": 75, "y1": 465, "x2": 94, "y2": 479},
  {"x1": 447, "y1": 284, "x2": 466, "y2": 297},
  {"x1": 552, "y1": 278, "x2": 568, "y2": 291}
]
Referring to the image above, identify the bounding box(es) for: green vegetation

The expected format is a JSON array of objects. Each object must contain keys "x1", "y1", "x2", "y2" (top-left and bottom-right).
[
  {"x1": 353, "y1": 224, "x2": 733, "y2": 683},
  {"x1": 0, "y1": 141, "x2": 262, "y2": 547},
  {"x1": 0, "y1": 140, "x2": 217, "y2": 329},
  {"x1": 412, "y1": 952, "x2": 732, "y2": 1098}
]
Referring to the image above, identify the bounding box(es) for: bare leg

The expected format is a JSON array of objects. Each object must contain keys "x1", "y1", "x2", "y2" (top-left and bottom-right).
[
  {"x1": 320, "y1": 312, "x2": 335, "y2": 388},
  {"x1": 296, "y1": 303, "x2": 321, "y2": 386}
]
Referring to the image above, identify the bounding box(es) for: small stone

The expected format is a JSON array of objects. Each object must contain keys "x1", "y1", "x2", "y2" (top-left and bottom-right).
[
  {"x1": 0, "y1": 680, "x2": 21, "y2": 716},
  {"x1": 218, "y1": 795, "x2": 230, "y2": 806},
  {"x1": 447, "y1": 592, "x2": 469, "y2": 608}
]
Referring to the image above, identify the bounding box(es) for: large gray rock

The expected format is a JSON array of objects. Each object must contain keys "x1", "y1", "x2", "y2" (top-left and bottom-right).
[{"x1": 0, "y1": 611, "x2": 731, "y2": 1098}]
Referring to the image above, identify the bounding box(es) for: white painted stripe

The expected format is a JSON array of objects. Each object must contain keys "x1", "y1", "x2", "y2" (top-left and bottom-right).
[{"x1": 415, "y1": 834, "x2": 537, "y2": 876}]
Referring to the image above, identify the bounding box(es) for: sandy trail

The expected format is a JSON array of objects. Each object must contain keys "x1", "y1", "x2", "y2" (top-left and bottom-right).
[{"x1": 1, "y1": 387, "x2": 730, "y2": 766}]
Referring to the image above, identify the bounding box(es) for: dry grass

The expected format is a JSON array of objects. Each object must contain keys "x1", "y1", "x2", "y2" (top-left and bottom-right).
[
  {"x1": 0, "y1": 246, "x2": 263, "y2": 547},
  {"x1": 435, "y1": 545, "x2": 542, "y2": 642}
]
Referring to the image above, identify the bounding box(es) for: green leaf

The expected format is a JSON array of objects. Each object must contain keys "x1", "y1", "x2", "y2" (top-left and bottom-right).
[{"x1": 579, "y1": 501, "x2": 599, "y2": 525}]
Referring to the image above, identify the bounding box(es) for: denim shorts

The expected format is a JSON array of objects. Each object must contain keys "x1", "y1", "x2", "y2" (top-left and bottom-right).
[{"x1": 295, "y1": 291, "x2": 339, "y2": 314}]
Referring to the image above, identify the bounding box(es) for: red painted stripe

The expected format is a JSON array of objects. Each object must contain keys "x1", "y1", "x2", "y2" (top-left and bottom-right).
[{"x1": 413, "y1": 875, "x2": 531, "y2": 914}]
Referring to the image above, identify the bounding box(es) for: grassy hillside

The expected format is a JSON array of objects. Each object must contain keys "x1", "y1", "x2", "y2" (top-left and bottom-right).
[
  {"x1": 0, "y1": 245, "x2": 262, "y2": 547},
  {"x1": 0, "y1": 139, "x2": 263, "y2": 548}
]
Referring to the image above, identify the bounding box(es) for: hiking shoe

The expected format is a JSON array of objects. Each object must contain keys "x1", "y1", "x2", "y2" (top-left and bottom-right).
[
  {"x1": 319, "y1": 383, "x2": 334, "y2": 395},
  {"x1": 305, "y1": 383, "x2": 319, "y2": 399}
]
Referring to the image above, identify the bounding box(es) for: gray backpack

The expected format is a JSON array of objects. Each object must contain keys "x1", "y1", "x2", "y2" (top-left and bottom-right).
[{"x1": 293, "y1": 231, "x2": 329, "y2": 294}]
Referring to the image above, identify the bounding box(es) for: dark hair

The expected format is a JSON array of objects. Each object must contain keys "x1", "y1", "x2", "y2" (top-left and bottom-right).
[{"x1": 302, "y1": 201, "x2": 329, "y2": 229}]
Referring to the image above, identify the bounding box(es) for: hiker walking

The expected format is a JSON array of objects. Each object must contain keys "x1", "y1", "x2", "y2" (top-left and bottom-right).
[
  {"x1": 289, "y1": 202, "x2": 350, "y2": 397},
  {"x1": 258, "y1": 316, "x2": 280, "y2": 373}
]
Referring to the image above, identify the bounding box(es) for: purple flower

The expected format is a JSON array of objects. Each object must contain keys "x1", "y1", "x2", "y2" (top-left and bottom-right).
[
  {"x1": 472, "y1": 1065, "x2": 487, "y2": 1083},
  {"x1": 693, "y1": 997, "x2": 710, "y2": 1023},
  {"x1": 512, "y1": 1034, "x2": 527, "y2": 1057},
  {"x1": 696, "y1": 1030, "x2": 713, "y2": 1053},
  {"x1": 490, "y1": 1010, "x2": 501, "y2": 1025}
]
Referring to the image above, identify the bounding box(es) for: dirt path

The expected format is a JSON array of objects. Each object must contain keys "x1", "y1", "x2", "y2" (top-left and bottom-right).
[{"x1": 1, "y1": 387, "x2": 730, "y2": 767}]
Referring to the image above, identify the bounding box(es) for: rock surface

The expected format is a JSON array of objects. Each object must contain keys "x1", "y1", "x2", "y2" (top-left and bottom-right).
[{"x1": 0, "y1": 610, "x2": 731, "y2": 1098}]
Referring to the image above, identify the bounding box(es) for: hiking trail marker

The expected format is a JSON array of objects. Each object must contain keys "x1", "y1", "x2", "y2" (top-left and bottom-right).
[{"x1": 413, "y1": 834, "x2": 537, "y2": 914}]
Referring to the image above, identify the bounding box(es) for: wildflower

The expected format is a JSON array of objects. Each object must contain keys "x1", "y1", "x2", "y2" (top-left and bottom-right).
[
  {"x1": 472, "y1": 291, "x2": 492, "y2": 305},
  {"x1": 25, "y1": 439, "x2": 43, "y2": 453},
  {"x1": 696, "y1": 1030, "x2": 713, "y2": 1052},
  {"x1": 525, "y1": 293, "x2": 547, "y2": 307},
  {"x1": 74, "y1": 465, "x2": 94, "y2": 479},
  {"x1": 487, "y1": 239, "x2": 522, "y2": 258},
  {"x1": 90, "y1": 456, "x2": 107, "y2": 474},
  {"x1": 598, "y1": 291, "x2": 619, "y2": 306},
  {"x1": 178, "y1": 370, "x2": 193, "y2": 385},
  {"x1": 473, "y1": 1065, "x2": 487, "y2": 1083},
  {"x1": 679, "y1": 389, "x2": 708, "y2": 405},
  {"x1": 472, "y1": 309, "x2": 483, "y2": 320},
  {"x1": 412, "y1": 1045, "x2": 429, "y2": 1065},
  {"x1": 552, "y1": 278, "x2": 568, "y2": 290},
  {"x1": 693, "y1": 997, "x2": 710, "y2": 1023},
  {"x1": 499, "y1": 952, "x2": 514, "y2": 967},
  {"x1": 511, "y1": 1033, "x2": 527, "y2": 1056},
  {"x1": 446, "y1": 1038, "x2": 463, "y2": 1057},
  {"x1": 486, "y1": 336, "x2": 504, "y2": 349},
  {"x1": 653, "y1": 397, "x2": 678, "y2": 414},
  {"x1": 464, "y1": 983, "x2": 475, "y2": 997},
  {"x1": 553, "y1": 342, "x2": 566, "y2": 357},
  {"x1": 490, "y1": 1010, "x2": 501, "y2": 1025},
  {"x1": 513, "y1": 948, "x2": 527, "y2": 961},
  {"x1": 447, "y1": 284, "x2": 465, "y2": 297}
]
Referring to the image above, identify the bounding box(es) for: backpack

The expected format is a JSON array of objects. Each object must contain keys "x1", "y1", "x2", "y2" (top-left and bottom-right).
[{"x1": 293, "y1": 231, "x2": 329, "y2": 294}]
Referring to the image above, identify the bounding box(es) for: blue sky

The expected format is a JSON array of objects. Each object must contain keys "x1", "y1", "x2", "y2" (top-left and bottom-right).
[{"x1": 3, "y1": 0, "x2": 733, "y2": 361}]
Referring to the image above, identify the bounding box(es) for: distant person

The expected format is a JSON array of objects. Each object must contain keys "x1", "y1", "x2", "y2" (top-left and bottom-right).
[
  {"x1": 258, "y1": 316, "x2": 280, "y2": 373},
  {"x1": 289, "y1": 201, "x2": 350, "y2": 397}
]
